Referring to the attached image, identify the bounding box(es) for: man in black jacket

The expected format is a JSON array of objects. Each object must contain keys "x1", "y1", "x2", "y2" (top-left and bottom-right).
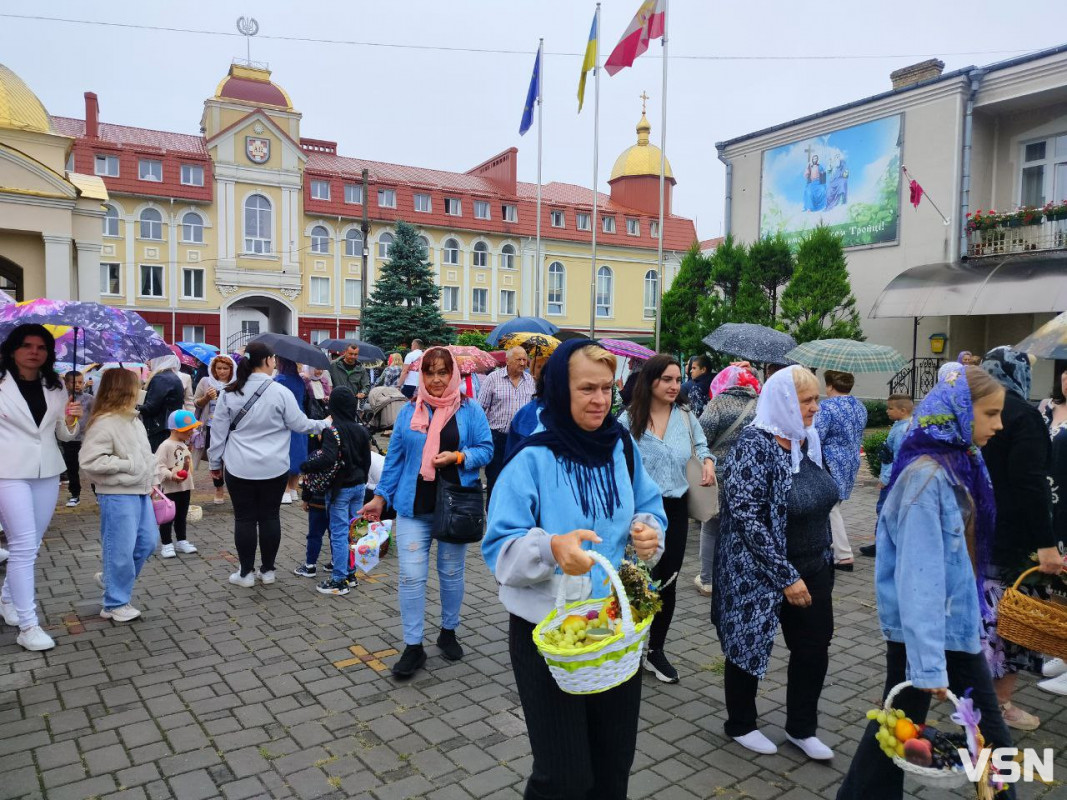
[{"x1": 140, "y1": 358, "x2": 186, "y2": 452}]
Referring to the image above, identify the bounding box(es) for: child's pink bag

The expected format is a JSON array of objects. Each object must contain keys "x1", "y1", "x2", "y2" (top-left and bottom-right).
[{"x1": 151, "y1": 487, "x2": 175, "y2": 525}]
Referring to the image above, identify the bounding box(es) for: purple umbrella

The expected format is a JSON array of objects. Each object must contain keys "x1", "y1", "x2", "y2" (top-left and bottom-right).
[{"x1": 597, "y1": 338, "x2": 657, "y2": 362}]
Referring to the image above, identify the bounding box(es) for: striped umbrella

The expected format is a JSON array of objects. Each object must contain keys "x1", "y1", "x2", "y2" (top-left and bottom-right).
[
  {"x1": 597, "y1": 338, "x2": 656, "y2": 362},
  {"x1": 785, "y1": 339, "x2": 907, "y2": 373}
]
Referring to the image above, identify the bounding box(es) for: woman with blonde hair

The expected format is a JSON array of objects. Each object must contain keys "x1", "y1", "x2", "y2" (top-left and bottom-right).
[{"x1": 375, "y1": 352, "x2": 404, "y2": 388}]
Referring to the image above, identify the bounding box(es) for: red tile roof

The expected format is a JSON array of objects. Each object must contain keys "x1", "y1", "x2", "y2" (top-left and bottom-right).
[
  {"x1": 699, "y1": 237, "x2": 724, "y2": 251},
  {"x1": 51, "y1": 116, "x2": 207, "y2": 155}
]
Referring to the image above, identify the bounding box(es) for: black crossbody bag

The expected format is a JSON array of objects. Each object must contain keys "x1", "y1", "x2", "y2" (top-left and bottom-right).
[{"x1": 431, "y1": 473, "x2": 485, "y2": 544}]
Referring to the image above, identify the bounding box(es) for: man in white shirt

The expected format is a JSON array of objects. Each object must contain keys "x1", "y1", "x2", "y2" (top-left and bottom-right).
[{"x1": 397, "y1": 338, "x2": 424, "y2": 399}]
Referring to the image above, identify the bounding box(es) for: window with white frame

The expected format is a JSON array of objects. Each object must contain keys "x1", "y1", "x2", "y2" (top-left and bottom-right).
[
  {"x1": 444, "y1": 197, "x2": 462, "y2": 216},
  {"x1": 344, "y1": 184, "x2": 363, "y2": 204},
  {"x1": 377, "y1": 232, "x2": 394, "y2": 259},
  {"x1": 550, "y1": 210, "x2": 565, "y2": 228},
  {"x1": 378, "y1": 188, "x2": 396, "y2": 208},
  {"x1": 501, "y1": 204, "x2": 517, "y2": 222},
  {"x1": 138, "y1": 159, "x2": 162, "y2": 182},
  {"x1": 443, "y1": 238, "x2": 460, "y2": 265},
  {"x1": 643, "y1": 269, "x2": 658, "y2": 318},
  {"x1": 139, "y1": 208, "x2": 163, "y2": 240},
  {"x1": 94, "y1": 154, "x2": 119, "y2": 177},
  {"x1": 474, "y1": 200, "x2": 491, "y2": 219},
  {"x1": 180, "y1": 164, "x2": 204, "y2": 186},
  {"x1": 499, "y1": 290, "x2": 516, "y2": 315},
  {"x1": 244, "y1": 194, "x2": 272, "y2": 253},
  {"x1": 182, "y1": 325, "x2": 206, "y2": 344},
  {"x1": 627, "y1": 218, "x2": 640, "y2": 236},
  {"x1": 310, "y1": 225, "x2": 330, "y2": 254},
  {"x1": 471, "y1": 288, "x2": 488, "y2": 314},
  {"x1": 310, "y1": 329, "x2": 330, "y2": 345},
  {"x1": 442, "y1": 286, "x2": 460, "y2": 312},
  {"x1": 103, "y1": 204, "x2": 119, "y2": 237},
  {"x1": 576, "y1": 212, "x2": 591, "y2": 231},
  {"x1": 344, "y1": 279, "x2": 362, "y2": 307},
  {"x1": 602, "y1": 216, "x2": 616, "y2": 234},
  {"x1": 181, "y1": 212, "x2": 204, "y2": 243},
  {"x1": 547, "y1": 262, "x2": 565, "y2": 315},
  {"x1": 473, "y1": 241, "x2": 489, "y2": 267},
  {"x1": 310, "y1": 180, "x2": 331, "y2": 200},
  {"x1": 1020, "y1": 134, "x2": 1067, "y2": 208},
  {"x1": 309, "y1": 276, "x2": 330, "y2": 305},
  {"x1": 414, "y1": 193, "x2": 432, "y2": 213},
  {"x1": 418, "y1": 236, "x2": 431, "y2": 257},
  {"x1": 182, "y1": 268, "x2": 205, "y2": 299},
  {"x1": 500, "y1": 244, "x2": 516, "y2": 269},
  {"x1": 596, "y1": 266, "x2": 613, "y2": 317},
  {"x1": 650, "y1": 221, "x2": 660, "y2": 238},
  {"x1": 99, "y1": 263, "x2": 120, "y2": 296},
  {"x1": 345, "y1": 229, "x2": 364, "y2": 257},
  {"x1": 140, "y1": 264, "x2": 164, "y2": 297}
]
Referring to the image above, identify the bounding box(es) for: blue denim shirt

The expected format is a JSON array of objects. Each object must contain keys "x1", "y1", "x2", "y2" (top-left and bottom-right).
[
  {"x1": 373, "y1": 400, "x2": 494, "y2": 518},
  {"x1": 875, "y1": 457, "x2": 982, "y2": 688}
]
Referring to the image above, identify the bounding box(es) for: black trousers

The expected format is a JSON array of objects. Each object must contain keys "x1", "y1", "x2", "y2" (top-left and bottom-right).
[
  {"x1": 225, "y1": 471, "x2": 288, "y2": 576},
  {"x1": 724, "y1": 564, "x2": 834, "y2": 738},
  {"x1": 158, "y1": 490, "x2": 191, "y2": 544},
  {"x1": 509, "y1": 615, "x2": 641, "y2": 800},
  {"x1": 836, "y1": 641, "x2": 1016, "y2": 800},
  {"x1": 61, "y1": 440, "x2": 82, "y2": 498},
  {"x1": 648, "y1": 494, "x2": 689, "y2": 652},
  {"x1": 484, "y1": 430, "x2": 508, "y2": 504}
]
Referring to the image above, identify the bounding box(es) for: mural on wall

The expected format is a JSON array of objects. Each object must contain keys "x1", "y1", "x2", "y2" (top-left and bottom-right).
[{"x1": 760, "y1": 114, "x2": 902, "y2": 248}]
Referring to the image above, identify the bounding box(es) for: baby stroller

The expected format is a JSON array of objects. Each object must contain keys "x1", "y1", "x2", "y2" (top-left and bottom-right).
[{"x1": 364, "y1": 385, "x2": 408, "y2": 439}]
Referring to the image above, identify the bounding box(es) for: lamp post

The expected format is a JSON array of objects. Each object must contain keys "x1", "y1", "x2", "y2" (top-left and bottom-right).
[{"x1": 360, "y1": 168, "x2": 370, "y2": 330}]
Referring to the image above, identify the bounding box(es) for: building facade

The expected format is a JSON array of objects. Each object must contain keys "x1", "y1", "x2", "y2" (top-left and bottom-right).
[{"x1": 0, "y1": 60, "x2": 696, "y2": 351}]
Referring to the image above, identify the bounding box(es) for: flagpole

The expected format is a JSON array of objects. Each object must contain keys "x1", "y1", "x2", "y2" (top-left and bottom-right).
[
  {"x1": 534, "y1": 38, "x2": 544, "y2": 319},
  {"x1": 653, "y1": 0, "x2": 669, "y2": 353},
  {"x1": 588, "y1": 4, "x2": 601, "y2": 340}
]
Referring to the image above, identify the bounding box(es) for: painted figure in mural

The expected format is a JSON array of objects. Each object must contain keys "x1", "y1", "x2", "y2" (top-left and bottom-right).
[
  {"x1": 802, "y1": 154, "x2": 827, "y2": 212},
  {"x1": 824, "y1": 156, "x2": 849, "y2": 210}
]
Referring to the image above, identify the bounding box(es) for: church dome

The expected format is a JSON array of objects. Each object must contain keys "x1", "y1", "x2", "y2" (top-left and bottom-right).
[
  {"x1": 0, "y1": 63, "x2": 51, "y2": 134},
  {"x1": 610, "y1": 111, "x2": 673, "y2": 182},
  {"x1": 214, "y1": 63, "x2": 292, "y2": 110}
]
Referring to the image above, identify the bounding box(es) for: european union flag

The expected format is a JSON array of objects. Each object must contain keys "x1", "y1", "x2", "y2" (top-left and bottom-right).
[{"x1": 519, "y1": 46, "x2": 541, "y2": 136}]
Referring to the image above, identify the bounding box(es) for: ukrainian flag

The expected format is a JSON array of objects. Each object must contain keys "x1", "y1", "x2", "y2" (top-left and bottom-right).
[{"x1": 577, "y1": 10, "x2": 598, "y2": 113}]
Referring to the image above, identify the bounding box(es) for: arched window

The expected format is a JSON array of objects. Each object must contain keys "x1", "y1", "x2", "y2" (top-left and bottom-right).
[
  {"x1": 345, "y1": 229, "x2": 364, "y2": 257},
  {"x1": 377, "y1": 232, "x2": 394, "y2": 259},
  {"x1": 139, "y1": 208, "x2": 163, "y2": 240},
  {"x1": 103, "y1": 205, "x2": 119, "y2": 238},
  {"x1": 596, "y1": 266, "x2": 613, "y2": 318},
  {"x1": 547, "y1": 261, "x2": 565, "y2": 315},
  {"x1": 472, "y1": 241, "x2": 489, "y2": 268},
  {"x1": 443, "y1": 238, "x2": 460, "y2": 265},
  {"x1": 311, "y1": 225, "x2": 330, "y2": 254},
  {"x1": 244, "y1": 194, "x2": 272, "y2": 253},
  {"x1": 501, "y1": 243, "x2": 516, "y2": 270},
  {"x1": 181, "y1": 212, "x2": 204, "y2": 244},
  {"x1": 418, "y1": 236, "x2": 431, "y2": 257},
  {"x1": 643, "y1": 269, "x2": 658, "y2": 318}
]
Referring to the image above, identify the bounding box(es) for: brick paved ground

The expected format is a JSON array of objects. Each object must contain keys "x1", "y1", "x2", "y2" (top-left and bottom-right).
[{"x1": 1, "y1": 467, "x2": 1063, "y2": 799}]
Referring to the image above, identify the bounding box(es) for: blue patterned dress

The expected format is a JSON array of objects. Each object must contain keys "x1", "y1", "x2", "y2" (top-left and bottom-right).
[{"x1": 813, "y1": 395, "x2": 867, "y2": 500}]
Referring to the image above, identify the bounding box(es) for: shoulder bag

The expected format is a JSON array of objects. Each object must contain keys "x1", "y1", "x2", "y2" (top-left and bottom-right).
[
  {"x1": 685, "y1": 412, "x2": 718, "y2": 522},
  {"x1": 431, "y1": 473, "x2": 485, "y2": 544}
]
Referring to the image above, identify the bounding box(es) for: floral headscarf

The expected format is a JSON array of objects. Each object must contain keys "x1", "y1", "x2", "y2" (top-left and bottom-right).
[
  {"x1": 710, "y1": 364, "x2": 762, "y2": 399},
  {"x1": 981, "y1": 345, "x2": 1031, "y2": 400},
  {"x1": 937, "y1": 361, "x2": 964, "y2": 381}
]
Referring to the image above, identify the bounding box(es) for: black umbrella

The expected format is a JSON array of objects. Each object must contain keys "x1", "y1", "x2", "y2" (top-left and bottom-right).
[
  {"x1": 555, "y1": 330, "x2": 592, "y2": 342},
  {"x1": 249, "y1": 332, "x2": 330, "y2": 369},
  {"x1": 703, "y1": 323, "x2": 798, "y2": 365},
  {"x1": 316, "y1": 338, "x2": 387, "y2": 363}
]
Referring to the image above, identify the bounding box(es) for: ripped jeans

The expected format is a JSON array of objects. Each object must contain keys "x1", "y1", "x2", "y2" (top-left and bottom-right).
[{"x1": 395, "y1": 514, "x2": 467, "y2": 646}]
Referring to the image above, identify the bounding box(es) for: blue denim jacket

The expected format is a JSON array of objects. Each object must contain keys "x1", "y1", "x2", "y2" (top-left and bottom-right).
[
  {"x1": 875, "y1": 457, "x2": 982, "y2": 688},
  {"x1": 373, "y1": 400, "x2": 494, "y2": 518}
]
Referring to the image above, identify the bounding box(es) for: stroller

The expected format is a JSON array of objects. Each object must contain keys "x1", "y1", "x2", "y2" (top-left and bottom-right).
[{"x1": 364, "y1": 385, "x2": 408, "y2": 439}]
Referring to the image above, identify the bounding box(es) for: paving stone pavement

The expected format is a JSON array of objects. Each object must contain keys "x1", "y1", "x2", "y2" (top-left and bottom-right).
[{"x1": 1, "y1": 467, "x2": 1063, "y2": 799}]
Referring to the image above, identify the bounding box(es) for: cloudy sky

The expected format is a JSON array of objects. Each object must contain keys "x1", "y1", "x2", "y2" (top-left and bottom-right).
[{"x1": 2, "y1": 1, "x2": 1064, "y2": 240}]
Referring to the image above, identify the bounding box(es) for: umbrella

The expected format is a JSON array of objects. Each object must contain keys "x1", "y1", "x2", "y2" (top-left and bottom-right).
[
  {"x1": 486, "y1": 316, "x2": 560, "y2": 347},
  {"x1": 316, "y1": 338, "x2": 387, "y2": 363},
  {"x1": 498, "y1": 332, "x2": 561, "y2": 362},
  {"x1": 1015, "y1": 310, "x2": 1067, "y2": 360},
  {"x1": 177, "y1": 341, "x2": 220, "y2": 365},
  {"x1": 248, "y1": 332, "x2": 330, "y2": 369},
  {"x1": 785, "y1": 339, "x2": 907, "y2": 373},
  {"x1": 412, "y1": 345, "x2": 498, "y2": 376},
  {"x1": 703, "y1": 323, "x2": 798, "y2": 365},
  {"x1": 555, "y1": 330, "x2": 591, "y2": 342},
  {"x1": 168, "y1": 344, "x2": 198, "y2": 369},
  {"x1": 597, "y1": 338, "x2": 656, "y2": 362}
]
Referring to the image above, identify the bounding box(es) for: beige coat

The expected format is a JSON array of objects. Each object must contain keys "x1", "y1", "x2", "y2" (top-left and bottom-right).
[{"x1": 79, "y1": 410, "x2": 159, "y2": 495}]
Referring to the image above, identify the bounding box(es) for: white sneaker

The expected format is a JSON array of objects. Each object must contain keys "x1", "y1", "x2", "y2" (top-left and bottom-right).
[
  {"x1": 693, "y1": 573, "x2": 713, "y2": 597},
  {"x1": 1037, "y1": 671, "x2": 1067, "y2": 696},
  {"x1": 17, "y1": 625, "x2": 54, "y2": 651},
  {"x1": 786, "y1": 734, "x2": 834, "y2": 760},
  {"x1": 100, "y1": 604, "x2": 141, "y2": 622},
  {"x1": 229, "y1": 571, "x2": 254, "y2": 588},
  {"x1": 160, "y1": 544, "x2": 176, "y2": 559},
  {"x1": 0, "y1": 547, "x2": 8, "y2": 564},
  {"x1": 93, "y1": 572, "x2": 105, "y2": 590},
  {"x1": 280, "y1": 492, "x2": 293, "y2": 505},
  {"x1": 1042, "y1": 657, "x2": 1067, "y2": 678},
  {"x1": 257, "y1": 569, "x2": 276, "y2": 585},
  {"x1": 732, "y1": 730, "x2": 778, "y2": 755},
  {"x1": 1, "y1": 599, "x2": 19, "y2": 626},
  {"x1": 175, "y1": 540, "x2": 198, "y2": 554}
]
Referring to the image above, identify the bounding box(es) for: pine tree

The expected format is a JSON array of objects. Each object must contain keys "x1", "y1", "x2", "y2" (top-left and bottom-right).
[
  {"x1": 779, "y1": 225, "x2": 863, "y2": 344},
  {"x1": 660, "y1": 243, "x2": 713, "y2": 354},
  {"x1": 696, "y1": 235, "x2": 748, "y2": 341},
  {"x1": 746, "y1": 234, "x2": 794, "y2": 320},
  {"x1": 361, "y1": 221, "x2": 455, "y2": 350}
]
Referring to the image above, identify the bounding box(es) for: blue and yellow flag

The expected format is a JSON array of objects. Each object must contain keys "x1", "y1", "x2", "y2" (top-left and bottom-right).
[
  {"x1": 578, "y1": 10, "x2": 598, "y2": 112},
  {"x1": 519, "y1": 45, "x2": 541, "y2": 136}
]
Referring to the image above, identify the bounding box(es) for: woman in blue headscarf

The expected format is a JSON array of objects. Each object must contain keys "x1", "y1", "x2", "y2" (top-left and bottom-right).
[
  {"x1": 836, "y1": 365, "x2": 1017, "y2": 800},
  {"x1": 482, "y1": 338, "x2": 666, "y2": 800}
]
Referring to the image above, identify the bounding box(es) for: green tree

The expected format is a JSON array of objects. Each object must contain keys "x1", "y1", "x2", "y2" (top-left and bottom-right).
[
  {"x1": 746, "y1": 233, "x2": 794, "y2": 320},
  {"x1": 361, "y1": 220, "x2": 455, "y2": 350},
  {"x1": 696, "y1": 235, "x2": 750, "y2": 341},
  {"x1": 779, "y1": 225, "x2": 863, "y2": 344},
  {"x1": 660, "y1": 242, "x2": 713, "y2": 354},
  {"x1": 456, "y1": 331, "x2": 490, "y2": 351}
]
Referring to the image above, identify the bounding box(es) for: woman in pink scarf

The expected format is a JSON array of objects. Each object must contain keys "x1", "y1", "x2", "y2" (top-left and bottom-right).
[{"x1": 360, "y1": 347, "x2": 494, "y2": 678}]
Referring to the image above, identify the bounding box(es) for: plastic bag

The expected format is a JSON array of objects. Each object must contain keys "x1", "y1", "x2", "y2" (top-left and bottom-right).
[{"x1": 349, "y1": 519, "x2": 393, "y2": 574}]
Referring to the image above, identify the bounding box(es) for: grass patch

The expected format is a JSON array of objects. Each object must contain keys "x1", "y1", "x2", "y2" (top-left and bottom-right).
[
  {"x1": 258, "y1": 746, "x2": 280, "y2": 761},
  {"x1": 699, "y1": 657, "x2": 726, "y2": 675}
]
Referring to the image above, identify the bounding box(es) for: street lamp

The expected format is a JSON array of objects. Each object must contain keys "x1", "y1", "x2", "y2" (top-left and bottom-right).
[{"x1": 360, "y1": 168, "x2": 370, "y2": 330}]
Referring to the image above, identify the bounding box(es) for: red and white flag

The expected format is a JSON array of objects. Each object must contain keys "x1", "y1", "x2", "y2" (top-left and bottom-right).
[{"x1": 604, "y1": 0, "x2": 665, "y2": 76}]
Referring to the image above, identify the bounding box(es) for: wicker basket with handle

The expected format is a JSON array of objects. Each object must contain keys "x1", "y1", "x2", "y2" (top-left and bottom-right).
[
  {"x1": 995, "y1": 566, "x2": 1067, "y2": 660},
  {"x1": 883, "y1": 681, "x2": 971, "y2": 789}
]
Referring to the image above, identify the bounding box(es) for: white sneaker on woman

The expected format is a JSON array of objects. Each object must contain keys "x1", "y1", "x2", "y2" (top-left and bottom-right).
[
  {"x1": 228, "y1": 571, "x2": 254, "y2": 588},
  {"x1": 732, "y1": 730, "x2": 777, "y2": 755},
  {"x1": 17, "y1": 625, "x2": 55, "y2": 651},
  {"x1": 1037, "y1": 671, "x2": 1067, "y2": 696},
  {"x1": 280, "y1": 492, "x2": 292, "y2": 505},
  {"x1": 257, "y1": 569, "x2": 276, "y2": 585},
  {"x1": 1042, "y1": 657, "x2": 1067, "y2": 678},
  {"x1": 786, "y1": 734, "x2": 834, "y2": 760},
  {"x1": 1, "y1": 600, "x2": 19, "y2": 626},
  {"x1": 100, "y1": 604, "x2": 141, "y2": 622}
]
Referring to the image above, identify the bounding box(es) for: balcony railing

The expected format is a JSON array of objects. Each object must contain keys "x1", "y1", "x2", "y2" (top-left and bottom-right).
[{"x1": 967, "y1": 215, "x2": 1067, "y2": 257}]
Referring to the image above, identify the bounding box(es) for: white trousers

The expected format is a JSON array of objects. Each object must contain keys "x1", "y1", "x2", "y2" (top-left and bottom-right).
[
  {"x1": 829, "y1": 501, "x2": 853, "y2": 562},
  {"x1": 0, "y1": 477, "x2": 60, "y2": 629}
]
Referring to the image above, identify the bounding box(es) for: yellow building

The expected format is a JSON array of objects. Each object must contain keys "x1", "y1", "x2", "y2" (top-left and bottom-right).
[{"x1": 2, "y1": 60, "x2": 697, "y2": 349}]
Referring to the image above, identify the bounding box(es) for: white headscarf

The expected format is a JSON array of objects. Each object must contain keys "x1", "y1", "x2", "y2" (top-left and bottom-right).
[
  {"x1": 148, "y1": 354, "x2": 181, "y2": 379},
  {"x1": 750, "y1": 365, "x2": 822, "y2": 474},
  {"x1": 207, "y1": 355, "x2": 237, "y2": 392}
]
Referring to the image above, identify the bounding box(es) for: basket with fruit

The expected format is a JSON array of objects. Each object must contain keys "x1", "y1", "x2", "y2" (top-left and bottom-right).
[{"x1": 532, "y1": 550, "x2": 656, "y2": 695}]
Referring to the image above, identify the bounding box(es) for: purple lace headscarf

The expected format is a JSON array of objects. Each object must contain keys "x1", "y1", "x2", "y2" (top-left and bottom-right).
[{"x1": 888, "y1": 365, "x2": 997, "y2": 620}]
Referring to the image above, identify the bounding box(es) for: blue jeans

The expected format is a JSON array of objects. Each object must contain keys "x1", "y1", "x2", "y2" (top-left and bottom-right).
[
  {"x1": 396, "y1": 514, "x2": 467, "y2": 645},
  {"x1": 327, "y1": 484, "x2": 365, "y2": 582},
  {"x1": 875, "y1": 485, "x2": 889, "y2": 523},
  {"x1": 98, "y1": 494, "x2": 157, "y2": 610},
  {"x1": 304, "y1": 504, "x2": 330, "y2": 566}
]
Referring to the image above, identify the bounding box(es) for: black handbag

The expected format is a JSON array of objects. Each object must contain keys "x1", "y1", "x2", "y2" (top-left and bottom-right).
[
  {"x1": 305, "y1": 395, "x2": 328, "y2": 421},
  {"x1": 431, "y1": 475, "x2": 485, "y2": 544}
]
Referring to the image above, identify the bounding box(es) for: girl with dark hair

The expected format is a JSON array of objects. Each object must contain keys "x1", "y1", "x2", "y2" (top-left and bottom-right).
[
  {"x1": 619, "y1": 354, "x2": 714, "y2": 683},
  {"x1": 0, "y1": 324, "x2": 82, "y2": 651},
  {"x1": 208, "y1": 342, "x2": 330, "y2": 587},
  {"x1": 274, "y1": 356, "x2": 307, "y2": 504}
]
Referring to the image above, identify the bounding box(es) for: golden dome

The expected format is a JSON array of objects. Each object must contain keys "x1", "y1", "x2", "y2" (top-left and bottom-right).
[
  {"x1": 0, "y1": 63, "x2": 51, "y2": 134},
  {"x1": 610, "y1": 112, "x2": 673, "y2": 181}
]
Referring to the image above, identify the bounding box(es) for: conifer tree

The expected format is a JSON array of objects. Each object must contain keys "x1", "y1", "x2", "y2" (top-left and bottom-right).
[
  {"x1": 660, "y1": 243, "x2": 713, "y2": 354},
  {"x1": 779, "y1": 225, "x2": 863, "y2": 344},
  {"x1": 746, "y1": 233, "x2": 794, "y2": 320}
]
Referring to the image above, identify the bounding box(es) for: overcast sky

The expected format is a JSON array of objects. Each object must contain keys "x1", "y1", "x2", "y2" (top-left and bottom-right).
[{"x1": 3, "y1": 1, "x2": 1064, "y2": 240}]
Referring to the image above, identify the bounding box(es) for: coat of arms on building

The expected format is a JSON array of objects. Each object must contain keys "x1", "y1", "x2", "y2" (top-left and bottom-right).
[{"x1": 246, "y1": 136, "x2": 270, "y2": 164}]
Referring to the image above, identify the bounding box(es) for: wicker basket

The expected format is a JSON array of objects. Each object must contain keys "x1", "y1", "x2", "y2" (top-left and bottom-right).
[
  {"x1": 996, "y1": 566, "x2": 1067, "y2": 660},
  {"x1": 533, "y1": 551, "x2": 653, "y2": 696},
  {"x1": 883, "y1": 681, "x2": 970, "y2": 789}
]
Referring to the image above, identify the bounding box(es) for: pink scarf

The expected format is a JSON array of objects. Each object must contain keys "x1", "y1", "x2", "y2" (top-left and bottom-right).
[{"x1": 410, "y1": 348, "x2": 462, "y2": 481}]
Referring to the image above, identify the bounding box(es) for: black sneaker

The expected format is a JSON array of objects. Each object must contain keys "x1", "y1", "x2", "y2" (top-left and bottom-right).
[
  {"x1": 436, "y1": 628, "x2": 464, "y2": 661},
  {"x1": 324, "y1": 562, "x2": 333, "y2": 571},
  {"x1": 346, "y1": 571, "x2": 358, "y2": 586},
  {"x1": 859, "y1": 544, "x2": 876, "y2": 558},
  {"x1": 644, "y1": 649, "x2": 680, "y2": 683},
  {"x1": 315, "y1": 577, "x2": 350, "y2": 596},
  {"x1": 293, "y1": 564, "x2": 317, "y2": 578},
  {"x1": 391, "y1": 644, "x2": 426, "y2": 678}
]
